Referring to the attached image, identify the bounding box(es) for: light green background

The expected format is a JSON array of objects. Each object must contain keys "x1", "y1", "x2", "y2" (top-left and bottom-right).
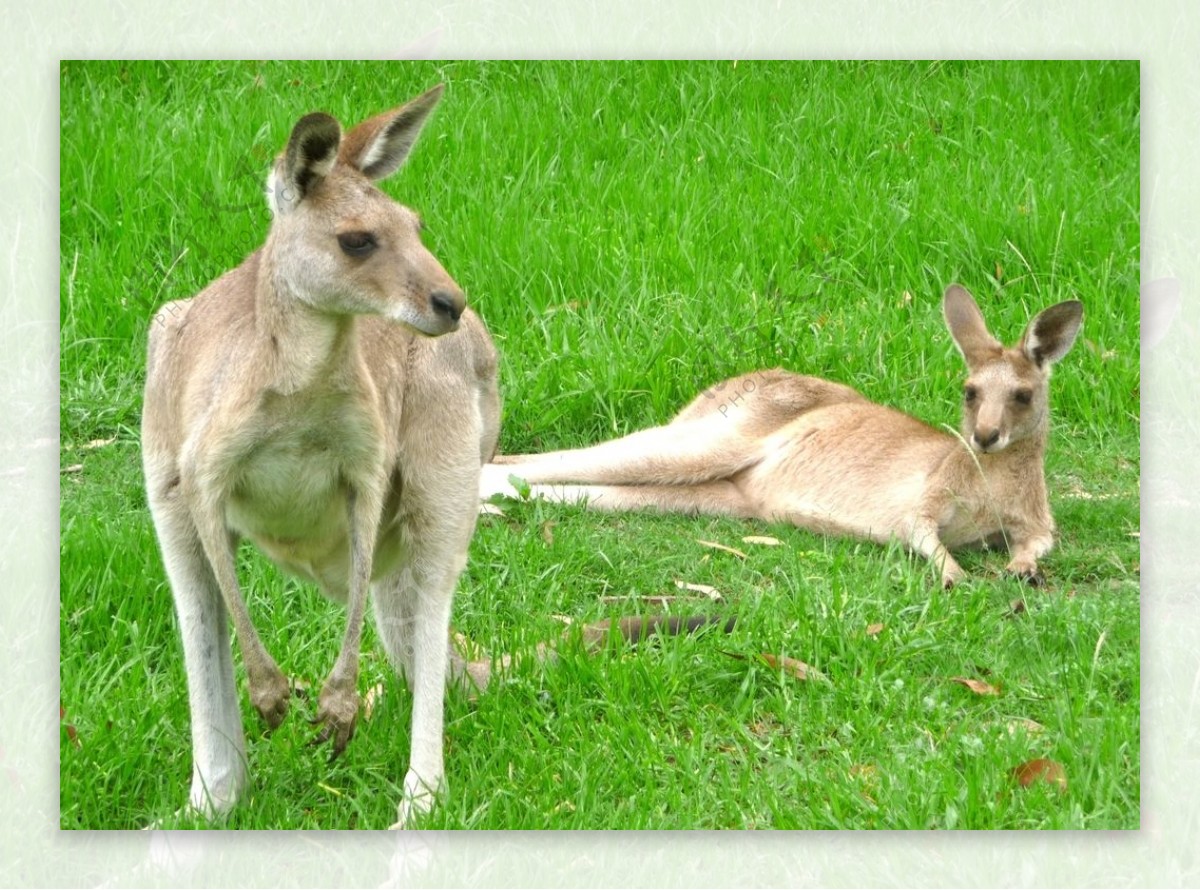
[{"x1": 3, "y1": 0, "x2": 1193, "y2": 885}]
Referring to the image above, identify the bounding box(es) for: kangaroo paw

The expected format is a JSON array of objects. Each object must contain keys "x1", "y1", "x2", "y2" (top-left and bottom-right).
[
  {"x1": 309, "y1": 681, "x2": 360, "y2": 761},
  {"x1": 248, "y1": 663, "x2": 291, "y2": 730}
]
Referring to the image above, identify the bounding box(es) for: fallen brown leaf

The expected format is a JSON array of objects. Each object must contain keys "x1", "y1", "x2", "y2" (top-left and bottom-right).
[
  {"x1": 756, "y1": 652, "x2": 830, "y2": 684},
  {"x1": 452, "y1": 630, "x2": 487, "y2": 662},
  {"x1": 81, "y1": 437, "x2": 116, "y2": 451},
  {"x1": 950, "y1": 676, "x2": 1000, "y2": 696},
  {"x1": 747, "y1": 717, "x2": 782, "y2": 737},
  {"x1": 61, "y1": 464, "x2": 84, "y2": 474},
  {"x1": 60, "y1": 703, "x2": 80, "y2": 749},
  {"x1": 673, "y1": 579, "x2": 723, "y2": 601},
  {"x1": 1010, "y1": 758, "x2": 1067, "y2": 792},
  {"x1": 696, "y1": 539, "x2": 748, "y2": 559},
  {"x1": 363, "y1": 683, "x2": 385, "y2": 720},
  {"x1": 865, "y1": 622, "x2": 884, "y2": 637},
  {"x1": 741, "y1": 535, "x2": 783, "y2": 547},
  {"x1": 1002, "y1": 717, "x2": 1046, "y2": 736},
  {"x1": 598, "y1": 595, "x2": 712, "y2": 607},
  {"x1": 540, "y1": 520, "x2": 556, "y2": 545}
]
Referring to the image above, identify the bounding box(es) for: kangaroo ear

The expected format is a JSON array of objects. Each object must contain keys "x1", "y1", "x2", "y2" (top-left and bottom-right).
[
  {"x1": 1020, "y1": 300, "x2": 1084, "y2": 367},
  {"x1": 943, "y1": 284, "x2": 1001, "y2": 365},
  {"x1": 268, "y1": 112, "x2": 341, "y2": 216},
  {"x1": 338, "y1": 84, "x2": 445, "y2": 181}
]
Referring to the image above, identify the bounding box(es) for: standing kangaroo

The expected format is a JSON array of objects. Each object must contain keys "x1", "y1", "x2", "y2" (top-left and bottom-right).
[
  {"x1": 142, "y1": 85, "x2": 500, "y2": 828},
  {"x1": 483, "y1": 285, "x2": 1082, "y2": 588}
]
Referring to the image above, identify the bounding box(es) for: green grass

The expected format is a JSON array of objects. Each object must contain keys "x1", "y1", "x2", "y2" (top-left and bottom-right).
[{"x1": 59, "y1": 60, "x2": 1139, "y2": 829}]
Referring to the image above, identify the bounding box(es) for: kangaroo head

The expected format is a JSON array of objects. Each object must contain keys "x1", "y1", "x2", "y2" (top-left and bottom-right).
[
  {"x1": 264, "y1": 84, "x2": 464, "y2": 336},
  {"x1": 943, "y1": 284, "x2": 1083, "y2": 454}
]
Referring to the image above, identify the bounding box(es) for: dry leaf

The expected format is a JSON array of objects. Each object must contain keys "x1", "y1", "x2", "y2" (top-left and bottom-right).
[
  {"x1": 741, "y1": 535, "x2": 783, "y2": 547},
  {"x1": 1009, "y1": 598, "x2": 1027, "y2": 615},
  {"x1": 81, "y1": 437, "x2": 116, "y2": 450},
  {"x1": 865, "y1": 622, "x2": 884, "y2": 637},
  {"x1": 478, "y1": 502, "x2": 506, "y2": 516},
  {"x1": 363, "y1": 683, "x2": 385, "y2": 720},
  {"x1": 452, "y1": 630, "x2": 489, "y2": 670},
  {"x1": 61, "y1": 464, "x2": 83, "y2": 474},
  {"x1": 540, "y1": 520, "x2": 556, "y2": 545},
  {"x1": 696, "y1": 539, "x2": 747, "y2": 559},
  {"x1": 758, "y1": 652, "x2": 829, "y2": 684},
  {"x1": 598, "y1": 595, "x2": 711, "y2": 607},
  {"x1": 950, "y1": 676, "x2": 1000, "y2": 696},
  {"x1": 60, "y1": 703, "x2": 80, "y2": 749},
  {"x1": 1003, "y1": 718, "x2": 1046, "y2": 736},
  {"x1": 725, "y1": 646, "x2": 833, "y2": 684},
  {"x1": 1010, "y1": 758, "x2": 1067, "y2": 791},
  {"x1": 747, "y1": 717, "x2": 782, "y2": 737},
  {"x1": 546, "y1": 300, "x2": 581, "y2": 314},
  {"x1": 673, "y1": 579, "x2": 723, "y2": 601}
]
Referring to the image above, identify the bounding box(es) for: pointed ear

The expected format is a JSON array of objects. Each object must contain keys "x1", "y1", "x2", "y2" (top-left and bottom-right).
[
  {"x1": 1020, "y1": 300, "x2": 1084, "y2": 367},
  {"x1": 268, "y1": 112, "x2": 341, "y2": 215},
  {"x1": 338, "y1": 84, "x2": 445, "y2": 181},
  {"x1": 943, "y1": 284, "x2": 1001, "y2": 365}
]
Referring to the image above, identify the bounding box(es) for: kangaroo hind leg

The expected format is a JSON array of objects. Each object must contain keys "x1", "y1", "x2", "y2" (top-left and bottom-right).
[{"x1": 522, "y1": 479, "x2": 755, "y2": 518}]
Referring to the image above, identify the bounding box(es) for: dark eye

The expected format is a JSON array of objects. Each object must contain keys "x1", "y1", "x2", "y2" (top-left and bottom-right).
[
  {"x1": 1013, "y1": 389, "x2": 1033, "y2": 406},
  {"x1": 337, "y1": 231, "x2": 377, "y2": 257},
  {"x1": 964, "y1": 385, "x2": 978, "y2": 403}
]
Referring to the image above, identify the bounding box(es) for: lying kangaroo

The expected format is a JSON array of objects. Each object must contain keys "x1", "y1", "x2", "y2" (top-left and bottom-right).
[
  {"x1": 483, "y1": 285, "x2": 1082, "y2": 588},
  {"x1": 142, "y1": 85, "x2": 500, "y2": 828}
]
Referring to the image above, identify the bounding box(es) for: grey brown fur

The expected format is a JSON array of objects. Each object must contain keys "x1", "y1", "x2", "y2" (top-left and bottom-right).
[
  {"x1": 484, "y1": 285, "x2": 1082, "y2": 588},
  {"x1": 142, "y1": 85, "x2": 499, "y2": 828}
]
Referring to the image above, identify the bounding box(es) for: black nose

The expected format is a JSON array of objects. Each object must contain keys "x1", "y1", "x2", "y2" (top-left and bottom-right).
[
  {"x1": 430, "y1": 289, "x2": 463, "y2": 322},
  {"x1": 973, "y1": 428, "x2": 1000, "y2": 450}
]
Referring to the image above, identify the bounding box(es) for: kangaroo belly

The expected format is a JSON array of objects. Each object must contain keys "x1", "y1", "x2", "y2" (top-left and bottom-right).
[
  {"x1": 225, "y1": 433, "x2": 361, "y2": 594},
  {"x1": 744, "y1": 404, "x2": 942, "y2": 541},
  {"x1": 935, "y1": 496, "x2": 1018, "y2": 550}
]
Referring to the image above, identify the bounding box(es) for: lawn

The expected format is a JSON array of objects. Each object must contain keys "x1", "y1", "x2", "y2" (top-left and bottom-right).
[{"x1": 59, "y1": 60, "x2": 1139, "y2": 829}]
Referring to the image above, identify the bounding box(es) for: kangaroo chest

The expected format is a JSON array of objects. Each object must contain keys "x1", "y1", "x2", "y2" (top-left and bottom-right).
[
  {"x1": 933, "y1": 460, "x2": 1044, "y2": 549},
  {"x1": 223, "y1": 391, "x2": 390, "y2": 588}
]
